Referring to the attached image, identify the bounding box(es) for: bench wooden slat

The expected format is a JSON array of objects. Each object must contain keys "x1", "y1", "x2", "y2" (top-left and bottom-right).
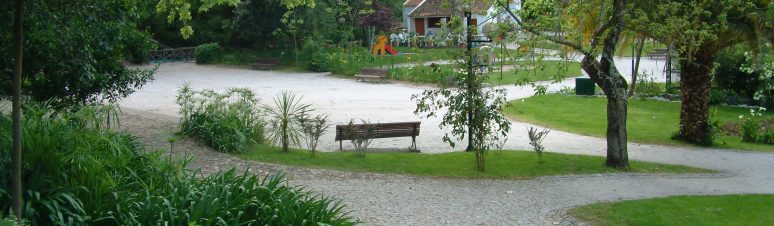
[
  {"x1": 335, "y1": 121, "x2": 420, "y2": 150},
  {"x1": 252, "y1": 58, "x2": 279, "y2": 70},
  {"x1": 355, "y1": 68, "x2": 388, "y2": 82}
]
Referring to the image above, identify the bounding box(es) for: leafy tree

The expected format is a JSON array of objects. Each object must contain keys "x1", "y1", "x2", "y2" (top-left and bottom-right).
[
  {"x1": 629, "y1": 0, "x2": 773, "y2": 145},
  {"x1": 233, "y1": 0, "x2": 288, "y2": 48},
  {"x1": 159, "y1": 0, "x2": 315, "y2": 39},
  {"x1": 358, "y1": 0, "x2": 395, "y2": 48},
  {"x1": 498, "y1": 0, "x2": 632, "y2": 168},
  {"x1": 413, "y1": 15, "x2": 511, "y2": 171},
  {"x1": 0, "y1": 0, "x2": 155, "y2": 108}
]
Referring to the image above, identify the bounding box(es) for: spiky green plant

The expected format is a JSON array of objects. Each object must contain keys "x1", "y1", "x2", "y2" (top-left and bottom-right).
[{"x1": 264, "y1": 91, "x2": 312, "y2": 153}]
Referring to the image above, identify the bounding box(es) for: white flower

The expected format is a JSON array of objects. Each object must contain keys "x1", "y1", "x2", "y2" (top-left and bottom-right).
[
  {"x1": 739, "y1": 115, "x2": 744, "y2": 119},
  {"x1": 760, "y1": 107, "x2": 767, "y2": 111}
]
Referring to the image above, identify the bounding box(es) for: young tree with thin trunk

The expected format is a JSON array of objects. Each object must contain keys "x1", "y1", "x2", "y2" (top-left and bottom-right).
[
  {"x1": 498, "y1": 0, "x2": 631, "y2": 168},
  {"x1": 12, "y1": 0, "x2": 24, "y2": 220}
]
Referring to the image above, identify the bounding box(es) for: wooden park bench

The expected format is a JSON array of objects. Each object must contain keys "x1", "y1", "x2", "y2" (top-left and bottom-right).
[
  {"x1": 648, "y1": 48, "x2": 668, "y2": 59},
  {"x1": 335, "y1": 121, "x2": 421, "y2": 151},
  {"x1": 252, "y1": 58, "x2": 279, "y2": 70},
  {"x1": 354, "y1": 68, "x2": 388, "y2": 82}
]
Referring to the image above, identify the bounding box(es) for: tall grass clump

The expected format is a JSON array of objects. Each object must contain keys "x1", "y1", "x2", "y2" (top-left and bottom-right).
[
  {"x1": 0, "y1": 104, "x2": 357, "y2": 225},
  {"x1": 177, "y1": 84, "x2": 264, "y2": 152}
]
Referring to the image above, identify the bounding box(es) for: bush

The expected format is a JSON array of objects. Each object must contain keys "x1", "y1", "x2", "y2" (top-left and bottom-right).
[
  {"x1": 301, "y1": 40, "x2": 371, "y2": 76},
  {"x1": 709, "y1": 89, "x2": 728, "y2": 106},
  {"x1": 759, "y1": 130, "x2": 774, "y2": 144},
  {"x1": 0, "y1": 104, "x2": 356, "y2": 225},
  {"x1": 195, "y1": 43, "x2": 223, "y2": 64},
  {"x1": 713, "y1": 44, "x2": 761, "y2": 101},
  {"x1": 176, "y1": 85, "x2": 264, "y2": 152},
  {"x1": 633, "y1": 71, "x2": 663, "y2": 97},
  {"x1": 388, "y1": 64, "x2": 456, "y2": 84},
  {"x1": 124, "y1": 30, "x2": 158, "y2": 64}
]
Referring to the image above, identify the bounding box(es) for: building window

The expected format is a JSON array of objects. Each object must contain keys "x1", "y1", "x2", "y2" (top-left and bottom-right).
[{"x1": 427, "y1": 17, "x2": 449, "y2": 28}]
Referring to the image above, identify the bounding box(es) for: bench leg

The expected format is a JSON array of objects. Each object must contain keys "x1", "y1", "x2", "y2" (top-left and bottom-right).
[
  {"x1": 340, "y1": 140, "x2": 343, "y2": 150},
  {"x1": 411, "y1": 136, "x2": 416, "y2": 150}
]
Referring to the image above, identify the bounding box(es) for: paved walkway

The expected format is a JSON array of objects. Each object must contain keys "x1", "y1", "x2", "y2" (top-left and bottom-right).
[{"x1": 119, "y1": 62, "x2": 774, "y2": 225}]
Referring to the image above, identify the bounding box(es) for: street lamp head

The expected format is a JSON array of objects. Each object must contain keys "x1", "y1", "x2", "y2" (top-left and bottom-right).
[{"x1": 456, "y1": 0, "x2": 473, "y2": 15}]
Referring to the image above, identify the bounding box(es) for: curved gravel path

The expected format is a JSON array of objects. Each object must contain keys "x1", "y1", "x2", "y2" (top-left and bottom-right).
[{"x1": 119, "y1": 62, "x2": 774, "y2": 225}]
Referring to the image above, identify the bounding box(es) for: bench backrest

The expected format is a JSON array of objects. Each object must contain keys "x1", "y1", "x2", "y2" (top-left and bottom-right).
[
  {"x1": 360, "y1": 68, "x2": 388, "y2": 76},
  {"x1": 255, "y1": 58, "x2": 279, "y2": 64},
  {"x1": 651, "y1": 48, "x2": 668, "y2": 54},
  {"x1": 335, "y1": 121, "x2": 420, "y2": 141}
]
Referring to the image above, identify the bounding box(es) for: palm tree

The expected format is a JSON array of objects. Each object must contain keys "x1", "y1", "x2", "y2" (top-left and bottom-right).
[{"x1": 632, "y1": 0, "x2": 773, "y2": 144}]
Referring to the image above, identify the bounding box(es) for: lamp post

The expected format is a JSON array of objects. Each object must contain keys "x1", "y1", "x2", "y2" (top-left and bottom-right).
[{"x1": 462, "y1": 5, "x2": 474, "y2": 152}]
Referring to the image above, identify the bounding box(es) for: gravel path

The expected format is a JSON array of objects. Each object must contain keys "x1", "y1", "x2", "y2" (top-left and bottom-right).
[{"x1": 118, "y1": 62, "x2": 774, "y2": 225}]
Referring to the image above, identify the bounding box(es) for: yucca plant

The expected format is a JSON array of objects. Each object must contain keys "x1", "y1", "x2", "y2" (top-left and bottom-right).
[{"x1": 264, "y1": 91, "x2": 312, "y2": 153}]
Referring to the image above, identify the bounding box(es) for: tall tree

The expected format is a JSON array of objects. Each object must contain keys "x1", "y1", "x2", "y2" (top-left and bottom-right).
[
  {"x1": 629, "y1": 0, "x2": 773, "y2": 144},
  {"x1": 0, "y1": 0, "x2": 156, "y2": 108},
  {"x1": 499, "y1": 0, "x2": 631, "y2": 168}
]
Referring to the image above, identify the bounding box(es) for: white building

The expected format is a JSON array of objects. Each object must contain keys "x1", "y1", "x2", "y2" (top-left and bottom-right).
[{"x1": 402, "y1": 0, "x2": 521, "y2": 36}]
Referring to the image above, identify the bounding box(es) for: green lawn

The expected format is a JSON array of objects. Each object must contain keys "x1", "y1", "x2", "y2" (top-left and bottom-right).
[
  {"x1": 570, "y1": 195, "x2": 774, "y2": 226},
  {"x1": 485, "y1": 61, "x2": 582, "y2": 85},
  {"x1": 388, "y1": 60, "x2": 581, "y2": 85},
  {"x1": 369, "y1": 47, "x2": 458, "y2": 68},
  {"x1": 503, "y1": 94, "x2": 774, "y2": 151},
  {"x1": 236, "y1": 144, "x2": 708, "y2": 179},
  {"x1": 615, "y1": 41, "x2": 668, "y2": 57}
]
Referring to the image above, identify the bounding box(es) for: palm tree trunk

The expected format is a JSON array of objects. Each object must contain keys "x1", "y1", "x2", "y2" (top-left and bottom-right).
[{"x1": 677, "y1": 47, "x2": 716, "y2": 145}]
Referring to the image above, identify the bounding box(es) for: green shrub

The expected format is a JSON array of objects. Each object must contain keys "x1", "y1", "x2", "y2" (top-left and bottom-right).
[
  {"x1": 176, "y1": 85, "x2": 264, "y2": 152},
  {"x1": 709, "y1": 89, "x2": 727, "y2": 106},
  {"x1": 0, "y1": 104, "x2": 181, "y2": 224},
  {"x1": 759, "y1": 129, "x2": 774, "y2": 144},
  {"x1": 634, "y1": 71, "x2": 663, "y2": 97},
  {"x1": 114, "y1": 170, "x2": 356, "y2": 226},
  {"x1": 300, "y1": 40, "x2": 371, "y2": 76},
  {"x1": 0, "y1": 104, "x2": 356, "y2": 225},
  {"x1": 388, "y1": 64, "x2": 455, "y2": 83},
  {"x1": 195, "y1": 43, "x2": 223, "y2": 64},
  {"x1": 124, "y1": 30, "x2": 158, "y2": 64}
]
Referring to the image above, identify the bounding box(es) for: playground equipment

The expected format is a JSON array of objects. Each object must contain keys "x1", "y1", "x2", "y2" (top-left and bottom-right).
[{"x1": 372, "y1": 35, "x2": 398, "y2": 55}]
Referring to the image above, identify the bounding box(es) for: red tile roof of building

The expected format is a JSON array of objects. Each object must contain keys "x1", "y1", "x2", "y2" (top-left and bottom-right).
[
  {"x1": 404, "y1": 0, "x2": 423, "y2": 7},
  {"x1": 408, "y1": 0, "x2": 490, "y2": 18}
]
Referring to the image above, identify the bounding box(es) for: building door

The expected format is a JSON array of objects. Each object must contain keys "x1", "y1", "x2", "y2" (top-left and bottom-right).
[
  {"x1": 414, "y1": 18, "x2": 425, "y2": 35},
  {"x1": 470, "y1": 18, "x2": 478, "y2": 28}
]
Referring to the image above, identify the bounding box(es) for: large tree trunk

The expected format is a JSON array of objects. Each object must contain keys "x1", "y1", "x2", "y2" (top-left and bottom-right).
[
  {"x1": 581, "y1": 56, "x2": 630, "y2": 169},
  {"x1": 677, "y1": 47, "x2": 716, "y2": 145},
  {"x1": 578, "y1": 0, "x2": 630, "y2": 169}
]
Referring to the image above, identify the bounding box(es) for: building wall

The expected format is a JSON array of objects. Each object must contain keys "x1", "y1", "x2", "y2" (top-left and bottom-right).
[{"x1": 403, "y1": 7, "x2": 415, "y2": 32}]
